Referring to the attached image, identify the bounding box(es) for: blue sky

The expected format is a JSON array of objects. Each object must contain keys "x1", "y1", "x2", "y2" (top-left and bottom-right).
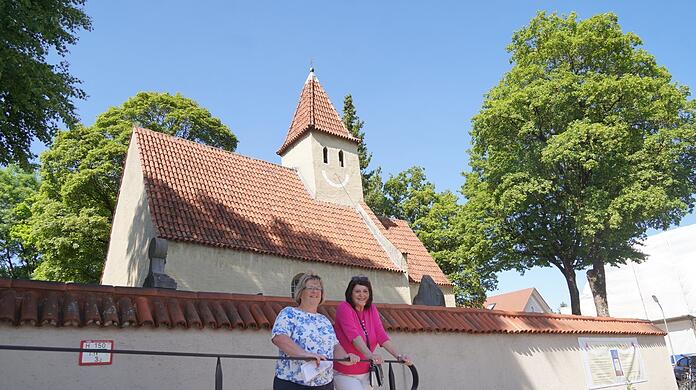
[{"x1": 39, "y1": 0, "x2": 696, "y2": 311}]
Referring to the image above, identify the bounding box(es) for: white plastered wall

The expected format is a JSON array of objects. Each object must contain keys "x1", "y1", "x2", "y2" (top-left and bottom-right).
[
  {"x1": 653, "y1": 318, "x2": 696, "y2": 355},
  {"x1": 280, "y1": 132, "x2": 317, "y2": 197},
  {"x1": 166, "y1": 241, "x2": 412, "y2": 304},
  {"x1": 524, "y1": 291, "x2": 552, "y2": 313},
  {"x1": 0, "y1": 325, "x2": 676, "y2": 390},
  {"x1": 281, "y1": 130, "x2": 363, "y2": 206},
  {"x1": 101, "y1": 133, "x2": 156, "y2": 287}
]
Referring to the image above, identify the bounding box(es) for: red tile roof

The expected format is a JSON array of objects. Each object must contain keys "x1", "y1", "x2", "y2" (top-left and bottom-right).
[
  {"x1": 485, "y1": 288, "x2": 539, "y2": 312},
  {"x1": 277, "y1": 69, "x2": 359, "y2": 155},
  {"x1": 0, "y1": 279, "x2": 665, "y2": 336},
  {"x1": 135, "y1": 128, "x2": 400, "y2": 272},
  {"x1": 374, "y1": 215, "x2": 450, "y2": 285}
]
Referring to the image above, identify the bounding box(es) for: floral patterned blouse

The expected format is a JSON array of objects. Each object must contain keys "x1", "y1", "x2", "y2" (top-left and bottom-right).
[{"x1": 271, "y1": 306, "x2": 338, "y2": 386}]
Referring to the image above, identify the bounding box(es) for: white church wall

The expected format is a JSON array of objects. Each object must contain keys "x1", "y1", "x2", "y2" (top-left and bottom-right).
[
  {"x1": 165, "y1": 241, "x2": 413, "y2": 304},
  {"x1": 280, "y1": 132, "x2": 317, "y2": 197},
  {"x1": 310, "y1": 131, "x2": 363, "y2": 206},
  {"x1": 102, "y1": 134, "x2": 156, "y2": 287}
]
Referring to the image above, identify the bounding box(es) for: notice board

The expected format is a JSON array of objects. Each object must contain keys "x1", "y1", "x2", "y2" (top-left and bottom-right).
[{"x1": 578, "y1": 337, "x2": 646, "y2": 389}]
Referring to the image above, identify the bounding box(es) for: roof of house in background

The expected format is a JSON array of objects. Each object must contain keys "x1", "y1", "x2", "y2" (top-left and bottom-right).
[
  {"x1": 485, "y1": 288, "x2": 552, "y2": 312},
  {"x1": 277, "y1": 69, "x2": 359, "y2": 155},
  {"x1": 134, "y1": 128, "x2": 450, "y2": 284},
  {"x1": 0, "y1": 279, "x2": 664, "y2": 335}
]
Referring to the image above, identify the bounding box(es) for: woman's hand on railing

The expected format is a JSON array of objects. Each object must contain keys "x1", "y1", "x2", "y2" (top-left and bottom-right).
[
  {"x1": 301, "y1": 352, "x2": 326, "y2": 367},
  {"x1": 366, "y1": 352, "x2": 384, "y2": 365},
  {"x1": 346, "y1": 353, "x2": 360, "y2": 365},
  {"x1": 397, "y1": 354, "x2": 413, "y2": 366}
]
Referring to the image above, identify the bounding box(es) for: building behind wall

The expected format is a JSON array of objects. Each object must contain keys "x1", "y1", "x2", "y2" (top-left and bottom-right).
[
  {"x1": 580, "y1": 224, "x2": 696, "y2": 355},
  {"x1": 484, "y1": 287, "x2": 553, "y2": 313},
  {"x1": 101, "y1": 69, "x2": 455, "y2": 306}
]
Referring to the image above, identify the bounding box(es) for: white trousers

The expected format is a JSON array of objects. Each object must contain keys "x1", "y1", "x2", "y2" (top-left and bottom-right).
[{"x1": 333, "y1": 372, "x2": 372, "y2": 390}]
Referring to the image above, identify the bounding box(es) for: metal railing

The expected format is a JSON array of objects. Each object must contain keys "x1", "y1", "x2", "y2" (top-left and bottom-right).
[{"x1": 0, "y1": 344, "x2": 419, "y2": 389}]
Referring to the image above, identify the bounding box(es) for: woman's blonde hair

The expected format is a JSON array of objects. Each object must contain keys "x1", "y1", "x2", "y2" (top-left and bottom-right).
[{"x1": 293, "y1": 272, "x2": 325, "y2": 305}]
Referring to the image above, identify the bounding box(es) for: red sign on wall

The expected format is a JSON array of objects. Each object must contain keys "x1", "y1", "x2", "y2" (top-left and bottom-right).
[{"x1": 79, "y1": 340, "x2": 114, "y2": 366}]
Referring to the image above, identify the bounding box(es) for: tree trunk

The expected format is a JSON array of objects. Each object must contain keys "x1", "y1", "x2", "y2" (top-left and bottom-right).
[
  {"x1": 587, "y1": 260, "x2": 610, "y2": 317},
  {"x1": 562, "y1": 267, "x2": 582, "y2": 315}
]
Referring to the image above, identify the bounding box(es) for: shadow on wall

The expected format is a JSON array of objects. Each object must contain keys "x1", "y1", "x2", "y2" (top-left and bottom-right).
[
  {"x1": 122, "y1": 186, "x2": 155, "y2": 287},
  {"x1": 134, "y1": 176, "x2": 398, "y2": 293}
]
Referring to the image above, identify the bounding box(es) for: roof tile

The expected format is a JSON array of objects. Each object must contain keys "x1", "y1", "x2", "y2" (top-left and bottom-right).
[
  {"x1": 135, "y1": 128, "x2": 401, "y2": 274},
  {"x1": 484, "y1": 288, "x2": 536, "y2": 312},
  {"x1": 0, "y1": 279, "x2": 665, "y2": 336},
  {"x1": 371, "y1": 214, "x2": 451, "y2": 285},
  {"x1": 278, "y1": 70, "x2": 358, "y2": 155}
]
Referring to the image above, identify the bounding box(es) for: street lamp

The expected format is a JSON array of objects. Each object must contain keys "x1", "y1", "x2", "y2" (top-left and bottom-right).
[{"x1": 652, "y1": 294, "x2": 676, "y2": 365}]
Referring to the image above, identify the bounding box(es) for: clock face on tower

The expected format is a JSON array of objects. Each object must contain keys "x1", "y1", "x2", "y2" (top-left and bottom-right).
[{"x1": 321, "y1": 169, "x2": 350, "y2": 188}]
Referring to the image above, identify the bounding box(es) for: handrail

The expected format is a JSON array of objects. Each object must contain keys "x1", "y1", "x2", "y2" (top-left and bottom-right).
[{"x1": 0, "y1": 344, "x2": 418, "y2": 389}]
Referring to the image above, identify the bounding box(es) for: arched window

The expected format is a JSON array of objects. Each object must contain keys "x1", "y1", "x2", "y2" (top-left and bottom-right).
[
  {"x1": 338, "y1": 150, "x2": 344, "y2": 167},
  {"x1": 323, "y1": 147, "x2": 328, "y2": 164},
  {"x1": 291, "y1": 273, "x2": 305, "y2": 298}
]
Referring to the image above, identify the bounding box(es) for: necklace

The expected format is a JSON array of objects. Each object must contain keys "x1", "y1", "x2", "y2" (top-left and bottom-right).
[
  {"x1": 356, "y1": 309, "x2": 365, "y2": 323},
  {"x1": 356, "y1": 309, "x2": 369, "y2": 348}
]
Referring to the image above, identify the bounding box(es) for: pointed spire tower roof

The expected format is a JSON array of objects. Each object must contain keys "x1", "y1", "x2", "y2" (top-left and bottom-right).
[{"x1": 277, "y1": 68, "x2": 359, "y2": 155}]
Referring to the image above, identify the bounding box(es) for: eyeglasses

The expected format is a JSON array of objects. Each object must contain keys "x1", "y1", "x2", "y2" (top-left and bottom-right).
[
  {"x1": 351, "y1": 276, "x2": 369, "y2": 282},
  {"x1": 305, "y1": 287, "x2": 323, "y2": 292}
]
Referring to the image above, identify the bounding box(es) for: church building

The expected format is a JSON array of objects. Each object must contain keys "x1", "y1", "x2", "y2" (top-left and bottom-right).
[
  {"x1": 101, "y1": 69, "x2": 455, "y2": 306},
  {"x1": 0, "y1": 70, "x2": 675, "y2": 390}
]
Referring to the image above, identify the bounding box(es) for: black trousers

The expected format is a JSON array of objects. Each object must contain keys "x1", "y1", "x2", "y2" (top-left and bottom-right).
[{"x1": 273, "y1": 376, "x2": 334, "y2": 390}]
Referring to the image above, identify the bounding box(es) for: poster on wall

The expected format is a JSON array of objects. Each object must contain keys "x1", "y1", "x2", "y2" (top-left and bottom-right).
[{"x1": 578, "y1": 337, "x2": 646, "y2": 389}]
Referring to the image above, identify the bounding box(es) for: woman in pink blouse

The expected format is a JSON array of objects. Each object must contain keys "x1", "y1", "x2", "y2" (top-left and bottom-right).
[{"x1": 333, "y1": 276, "x2": 412, "y2": 390}]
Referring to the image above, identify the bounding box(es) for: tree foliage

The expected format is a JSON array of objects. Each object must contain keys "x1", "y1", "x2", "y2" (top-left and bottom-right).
[
  {"x1": 342, "y1": 95, "x2": 372, "y2": 176},
  {"x1": 342, "y1": 94, "x2": 386, "y2": 211},
  {"x1": 26, "y1": 92, "x2": 238, "y2": 282},
  {"x1": 0, "y1": 0, "x2": 91, "y2": 167},
  {"x1": 462, "y1": 12, "x2": 696, "y2": 315},
  {"x1": 0, "y1": 166, "x2": 40, "y2": 278},
  {"x1": 377, "y1": 166, "x2": 493, "y2": 306}
]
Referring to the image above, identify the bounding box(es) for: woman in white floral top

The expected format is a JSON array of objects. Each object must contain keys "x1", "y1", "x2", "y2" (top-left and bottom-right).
[{"x1": 272, "y1": 273, "x2": 359, "y2": 389}]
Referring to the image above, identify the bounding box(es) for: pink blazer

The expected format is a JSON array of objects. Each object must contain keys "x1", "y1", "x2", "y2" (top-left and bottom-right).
[{"x1": 333, "y1": 301, "x2": 390, "y2": 375}]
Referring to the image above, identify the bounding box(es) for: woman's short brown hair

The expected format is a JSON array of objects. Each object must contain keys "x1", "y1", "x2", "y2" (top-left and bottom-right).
[{"x1": 293, "y1": 272, "x2": 325, "y2": 305}]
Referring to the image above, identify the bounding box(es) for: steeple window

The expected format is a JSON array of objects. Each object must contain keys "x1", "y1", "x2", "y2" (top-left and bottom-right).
[
  {"x1": 338, "y1": 150, "x2": 344, "y2": 167},
  {"x1": 323, "y1": 147, "x2": 328, "y2": 164}
]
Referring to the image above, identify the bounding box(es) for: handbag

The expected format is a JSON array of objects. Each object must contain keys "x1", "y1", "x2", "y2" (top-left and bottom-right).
[{"x1": 369, "y1": 361, "x2": 384, "y2": 387}]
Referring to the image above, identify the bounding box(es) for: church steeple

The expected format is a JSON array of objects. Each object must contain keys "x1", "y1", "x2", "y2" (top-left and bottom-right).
[
  {"x1": 278, "y1": 68, "x2": 359, "y2": 155},
  {"x1": 279, "y1": 69, "x2": 364, "y2": 206}
]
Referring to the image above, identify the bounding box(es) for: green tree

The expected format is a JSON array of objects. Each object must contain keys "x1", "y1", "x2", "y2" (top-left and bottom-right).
[
  {"x1": 26, "y1": 92, "x2": 238, "y2": 282},
  {"x1": 463, "y1": 12, "x2": 696, "y2": 315},
  {"x1": 342, "y1": 95, "x2": 371, "y2": 176},
  {"x1": 383, "y1": 167, "x2": 438, "y2": 225},
  {"x1": 380, "y1": 166, "x2": 493, "y2": 306},
  {"x1": 0, "y1": 0, "x2": 91, "y2": 167},
  {"x1": 342, "y1": 94, "x2": 387, "y2": 211},
  {"x1": 0, "y1": 166, "x2": 40, "y2": 278},
  {"x1": 363, "y1": 167, "x2": 389, "y2": 216}
]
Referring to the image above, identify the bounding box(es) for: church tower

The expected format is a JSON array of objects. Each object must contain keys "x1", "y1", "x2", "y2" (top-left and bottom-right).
[{"x1": 278, "y1": 69, "x2": 364, "y2": 206}]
